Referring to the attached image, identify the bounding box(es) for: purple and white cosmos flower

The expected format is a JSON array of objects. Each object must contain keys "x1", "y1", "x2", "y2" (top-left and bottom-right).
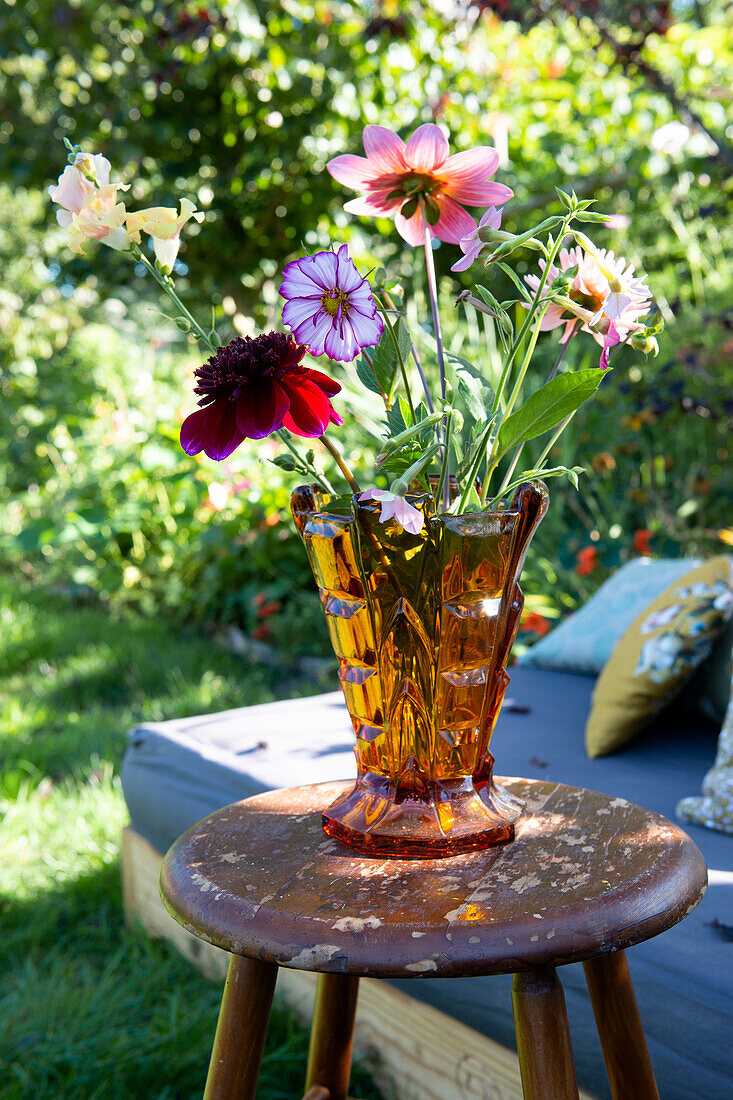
[{"x1": 279, "y1": 244, "x2": 383, "y2": 363}]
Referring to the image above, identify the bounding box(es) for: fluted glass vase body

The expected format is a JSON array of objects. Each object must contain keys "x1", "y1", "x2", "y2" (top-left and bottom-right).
[{"x1": 291, "y1": 481, "x2": 548, "y2": 858}]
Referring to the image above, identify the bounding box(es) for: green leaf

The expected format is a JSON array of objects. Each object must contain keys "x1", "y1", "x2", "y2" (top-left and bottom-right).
[
  {"x1": 496, "y1": 263, "x2": 532, "y2": 302},
  {"x1": 474, "y1": 284, "x2": 514, "y2": 336},
  {"x1": 456, "y1": 369, "x2": 489, "y2": 422},
  {"x1": 555, "y1": 186, "x2": 573, "y2": 210},
  {"x1": 573, "y1": 211, "x2": 611, "y2": 223},
  {"x1": 495, "y1": 369, "x2": 607, "y2": 461},
  {"x1": 356, "y1": 354, "x2": 384, "y2": 396},
  {"x1": 455, "y1": 419, "x2": 494, "y2": 483},
  {"x1": 271, "y1": 454, "x2": 298, "y2": 471},
  {"x1": 380, "y1": 410, "x2": 444, "y2": 453},
  {"x1": 367, "y1": 316, "x2": 411, "y2": 397},
  {"x1": 385, "y1": 402, "x2": 407, "y2": 437}
]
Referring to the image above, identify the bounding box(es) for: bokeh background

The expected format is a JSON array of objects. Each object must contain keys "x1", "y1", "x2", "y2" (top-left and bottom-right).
[{"x1": 1, "y1": 2, "x2": 731, "y2": 1096}]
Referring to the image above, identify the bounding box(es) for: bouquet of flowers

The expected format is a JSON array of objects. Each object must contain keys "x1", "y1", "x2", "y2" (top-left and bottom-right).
[
  {"x1": 49, "y1": 124, "x2": 662, "y2": 856},
  {"x1": 49, "y1": 125, "x2": 660, "y2": 531}
]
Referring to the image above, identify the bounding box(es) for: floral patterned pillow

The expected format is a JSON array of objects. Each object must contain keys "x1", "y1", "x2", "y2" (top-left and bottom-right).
[
  {"x1": 585, "y1": 557, "x2": 733, "y2": 758},
  {"x1": 519, "y1": 557, "x2": 700, "y2": 675},
  {"x1": 677, "y1": 663, "x2": 733, "y2": 835}
]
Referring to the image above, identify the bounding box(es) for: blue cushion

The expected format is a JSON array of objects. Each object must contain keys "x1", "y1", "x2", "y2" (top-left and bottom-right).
[
  {"x1": 121, "y1": 667, "x2": 731, "y2": 1100},
  {"x1": 518, "y1": 557, "x2": 701, "y2": 674}
]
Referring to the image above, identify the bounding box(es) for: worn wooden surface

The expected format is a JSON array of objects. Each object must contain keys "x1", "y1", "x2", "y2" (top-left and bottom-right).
[
  {"x1": 304, "y1": 973, "x2": 359, "y2": 1100},
  {"x1": 583, "y1": 952, "x2": 660, "y2": 1100},
  {"x1": 512, "y1": 968, "x2": 579, "y2": 1100},
  {"x1": 123, "y1": 825, "x2": 599, "y2": 1100},
  {"x1": 203, "y1": 953, "x2": 278, "y2": 1100},
  {"x1": 160, "y1": 778, "x2": 707, "y2": 978}
]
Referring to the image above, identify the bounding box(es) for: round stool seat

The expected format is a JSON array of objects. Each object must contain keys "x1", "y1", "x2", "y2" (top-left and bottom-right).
[{"x1": 160, "y1": 778, "x2": 706, "y2": 979}]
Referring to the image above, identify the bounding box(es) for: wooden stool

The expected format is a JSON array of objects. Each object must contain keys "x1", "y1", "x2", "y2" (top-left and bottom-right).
[{"x1": 160, "y1": 778, "x2": 706, "y2": 1100}]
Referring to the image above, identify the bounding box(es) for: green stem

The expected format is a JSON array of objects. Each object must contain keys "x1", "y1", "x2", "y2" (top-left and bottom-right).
[
  {"x1": 456, "y1": 420, "x2": 495, "y2": 514},
  {"x1": 382, "y1": 291, "x2": 434, "y2": 413},
  {"x1": 435, "y1": 409, "x2": 453, "y2": 511},
  {"x1": 276, "y1": 430, "x2": 335, "y2": 495},
  {"x1": 494, "y1": 330, "x2": 576, "y2": 500},
  {"x1": 490, "y1": 218, "x2": 571, "y2": 419},
  {"x1": 132, "y1": 245, "x2": 215, "y2": 351},
  {"x1": 319, "y1": 435, "x2": 361, "y2": 494},
  {"x1": 420, "y1": 201, "x2": 450, "y2": 508},
  {"x1": 535, "y1": 412, "x2": 575, "y2": 472},
  {"x1": 361, "y1": 347, "x2": 389, "y2": 407},
  {"x1": 377, "y1": 302, "x2": 416, "y2": 422}
]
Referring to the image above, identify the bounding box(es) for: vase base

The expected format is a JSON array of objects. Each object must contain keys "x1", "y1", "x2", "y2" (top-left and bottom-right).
[{"x1": 322, "y1": 774, "x2": 517, "y2": 859}]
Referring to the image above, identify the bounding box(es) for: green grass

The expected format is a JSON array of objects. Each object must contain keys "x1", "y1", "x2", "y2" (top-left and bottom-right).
[{"x1": 0, "y1": 582, "x2": 384, "y2": 1099}]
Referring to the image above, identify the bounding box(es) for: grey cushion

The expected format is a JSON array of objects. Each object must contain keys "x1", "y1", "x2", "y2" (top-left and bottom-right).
[{"x1": 121, "y1": 667, "x2": 732, "y2": 1100}]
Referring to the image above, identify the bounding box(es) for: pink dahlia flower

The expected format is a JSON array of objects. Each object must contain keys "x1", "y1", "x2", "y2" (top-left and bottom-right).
[
  {"x1": 327, "y1": 123, "x2": 513, "y2": 247},
  {"x1": 525, "y1": 247, "x2": 652, "y2": 344},
  {"x1": 279, "y1": 244, "x2": 383, "y2": 363},
  {"x1": 180, "y1": 333, "x2": 343, "y2": 461},
  {"x1": 450, "y1": 206, "x2": 503, "y2": 272}
]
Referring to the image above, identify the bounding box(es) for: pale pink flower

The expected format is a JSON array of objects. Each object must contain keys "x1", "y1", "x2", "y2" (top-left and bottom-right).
[
  {"x1": 126, "y1": 198, "x2": 204, "y2": 272},
  {"x1": 604, "y1": 214, "x2": 631, "y2": 230},
  {"x1": 524, "y1": 247, "x2": 585, "y2": 339},
  {"x1": 450, "y1": 206, "x2": 503, "y2": 272},
  {"x1": 66, "y1": 184, "x2": 130, "y2": 254},
  {"x1": 49, "y1": 154, "x2": 131, "y2": 253},
  {"x1": 525, "y1": 247, "x2": 652, "y2": 345},
  {"x1": 359, "y1": 489, "x2": 425, "y2": 535},
  {"x1": 599, "y1": 322, "x2": 621, "y2": 370},
  {"x1": 48, "y1": 153, "x2": 112, "y2": 226},
  {"x1": 327, "y1": 123, "x2": 512, "y2": 247}
]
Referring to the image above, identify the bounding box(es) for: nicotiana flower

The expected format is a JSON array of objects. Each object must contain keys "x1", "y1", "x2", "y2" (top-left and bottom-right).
[
  {"x1": 450, "y1": 206, "x2": 503, "y2": 272},
  {"x1": 327, "y1": 123, "x2": 512, "y2": 247},
  {"x1": 126, "y1": 199, "x2": 204, "y2": 273},
  {"x1": 359, "y1": 488, "x2": 425, "y2": 535},
  {"x1": 279, "y1": 244, "x2": 383, "y2": 362},
  {"x1": 48, "y1": 154, "x2": 131, "y2": 253},
  {"x1": 599, "y1": 322, "x2": 621, "y2": 371},
  {"x1": 180, "y1": 333, "x2": 343, "y2": 461}
]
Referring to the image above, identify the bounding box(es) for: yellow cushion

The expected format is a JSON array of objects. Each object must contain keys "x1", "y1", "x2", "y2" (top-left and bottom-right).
[{"x1": 585, "y1": 557, "x2": 733, "y2": 758}]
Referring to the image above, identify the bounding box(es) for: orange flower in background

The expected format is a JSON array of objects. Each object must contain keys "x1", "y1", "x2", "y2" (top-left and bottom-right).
[
  {"x1": 256, "y1": 600, "x2": 282, "y2": 620},
  {"x1": 592, "y1": 452, "x2": 617, "y2": 474},
  {"x1": 521, "y1": 612, "x2": 552, "y2": 637},
  {"x1": 633, "y1": 529, "x2": 653, "y2": 555},
  {"x1": 576, "y1": 546, "x2": 599, "y2": 576}
]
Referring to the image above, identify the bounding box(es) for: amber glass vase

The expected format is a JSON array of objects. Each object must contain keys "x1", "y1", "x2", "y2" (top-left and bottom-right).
[{"x1": 291, "y1": 480, "x2": 548, "y2": 858}]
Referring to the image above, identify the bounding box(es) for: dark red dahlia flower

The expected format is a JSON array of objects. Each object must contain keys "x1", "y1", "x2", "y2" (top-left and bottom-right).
[{"x1": 180, "y1": 332, "x2": 343, "y2": 461}]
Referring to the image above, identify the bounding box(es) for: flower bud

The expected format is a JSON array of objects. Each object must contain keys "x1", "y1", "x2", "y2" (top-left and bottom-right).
[
  {"x1": 478, "y1": 224, "x2": 503, "y2": 243},
  {"x1": 630, "y1": 334, "x2": 659, "y2": 356}
]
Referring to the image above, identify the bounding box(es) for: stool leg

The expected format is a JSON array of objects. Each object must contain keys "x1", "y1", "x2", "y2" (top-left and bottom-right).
[
  {"x1": 583, "y1": 950, "x2": 659, "y2": 1100},
  {"x1": 304, "y1": 972, "x2": 359, "y2": 1100},
  {"x1": 203, "y1": 954, "x2": 278, "y2": 1100},
  {"x1": 511, "y1": 967, "x2": 579, "y2": 1100}
]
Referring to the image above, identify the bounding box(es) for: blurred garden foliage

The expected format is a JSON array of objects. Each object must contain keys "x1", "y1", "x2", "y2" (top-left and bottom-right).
[{"x1": 1, "y1": 0, "x2": 732, "y2": 649}]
